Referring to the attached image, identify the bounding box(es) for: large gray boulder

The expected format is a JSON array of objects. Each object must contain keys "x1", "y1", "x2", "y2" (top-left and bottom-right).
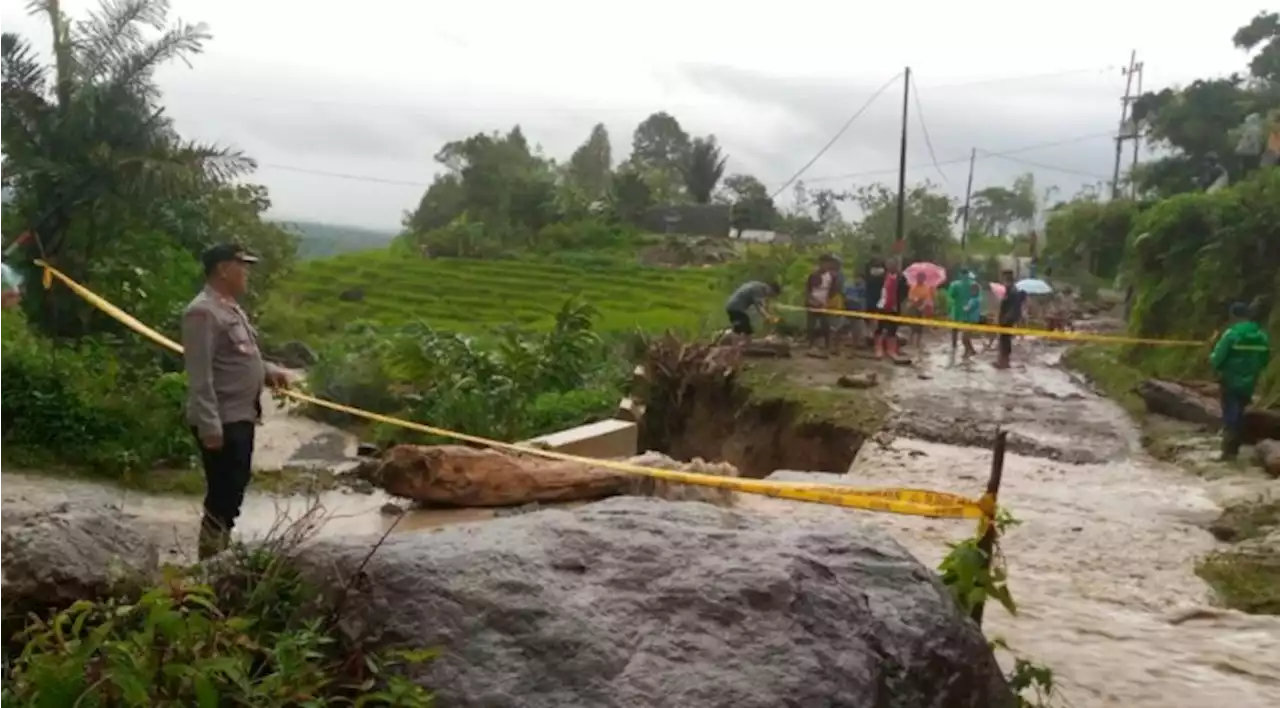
[
  {"x1": 1, "y1": 502, "x2": 160, "y2": 615},
  {"x1": 298, "y1": 496, "x2": 1012, "y2": 708}
]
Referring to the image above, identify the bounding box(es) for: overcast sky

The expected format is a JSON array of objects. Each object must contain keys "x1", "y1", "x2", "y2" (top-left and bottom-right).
[{"x1": 0, "y1": 0, "x2": 1267, "y2": 229}]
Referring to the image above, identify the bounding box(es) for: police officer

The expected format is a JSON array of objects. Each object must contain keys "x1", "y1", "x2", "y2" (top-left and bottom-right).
[{"x1": 182, "y1": 243, "x2": 290, "y2": 559}]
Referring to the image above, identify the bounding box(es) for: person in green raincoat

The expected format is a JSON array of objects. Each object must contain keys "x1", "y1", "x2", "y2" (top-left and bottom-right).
[
  {"x1": 1210, "y1": 302, "x2": 1272, "y2": 460},
  {"x1": 946, "y1": 269, "x2": 975, "y2": 355}
]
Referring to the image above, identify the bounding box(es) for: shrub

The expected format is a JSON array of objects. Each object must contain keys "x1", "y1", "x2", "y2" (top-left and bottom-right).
[
  {"x1": 0, "y1": 312, "x2": 196, "y2": 474},
  {"x1": 306, "y1": 296, "x2": 627, "y2": 445},
  {"x1": 2, "y1": 515, "x2": 435, "y2": 707}
]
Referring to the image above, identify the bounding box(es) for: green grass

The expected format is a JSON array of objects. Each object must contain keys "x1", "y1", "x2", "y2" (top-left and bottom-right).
[
  {"x1": 1197, "y1": 552, "x2": 1280, "y2": 615},
  {"x1": 262, "y1": 249, "x2": 732, "y2": 341},
  {"x1": 1197, "y1": 499, "x2": 1280, "y2": 616},
  {"x1": 739, "y1": 359, "x2": 890, "y2": 435}
]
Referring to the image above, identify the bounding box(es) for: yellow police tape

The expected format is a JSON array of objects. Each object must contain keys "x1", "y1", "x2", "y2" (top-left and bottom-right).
[
  {"x1": 776, "y1": 304, "x2": 1207, "y2": 347},
  {"x1": 35, "y1": 260, "x2": 994, "y2": 522}
]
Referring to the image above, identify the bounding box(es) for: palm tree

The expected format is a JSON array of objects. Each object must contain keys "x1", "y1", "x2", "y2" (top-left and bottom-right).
[
  {"x1": 2, "y1": 0, "x2": 254, "y2": 335},
  {"x1": 681, "y1": 136, "x2": 728, "y2": 204}
]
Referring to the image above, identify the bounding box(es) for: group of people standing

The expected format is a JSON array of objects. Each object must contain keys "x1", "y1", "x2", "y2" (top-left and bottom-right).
[{"x1": 725, "y1": 247, "x2": 1027, "y2": 368}]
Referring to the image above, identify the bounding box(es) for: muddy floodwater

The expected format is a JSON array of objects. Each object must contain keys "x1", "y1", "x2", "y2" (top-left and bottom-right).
[
  {"x1": 4, "y1": 337, "x2": 1280, "y2": 706},
  {"x1": 746, "y1": 338, "x2": 1280, "y2": 707}
]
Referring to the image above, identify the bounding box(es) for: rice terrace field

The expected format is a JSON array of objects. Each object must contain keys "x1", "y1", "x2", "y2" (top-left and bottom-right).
[{"x1": 264, "y1": 248, "x2": 733, "y2": 338}]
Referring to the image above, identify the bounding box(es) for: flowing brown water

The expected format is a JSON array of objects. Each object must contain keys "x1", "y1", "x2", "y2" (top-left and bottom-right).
[{"x1": 743, "y1": 338, "x2": 1280, "y2": 707}]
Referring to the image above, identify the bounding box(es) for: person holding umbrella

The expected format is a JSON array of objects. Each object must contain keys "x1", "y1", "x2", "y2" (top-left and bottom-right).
[{"x1": 905, "y1": 268, "x2": 938, "y2": 350}]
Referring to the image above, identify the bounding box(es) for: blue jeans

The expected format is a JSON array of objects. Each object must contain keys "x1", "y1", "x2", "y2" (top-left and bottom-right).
[{"x1": 1221, "y1": 388, "x2": 1250, "y2": 436}]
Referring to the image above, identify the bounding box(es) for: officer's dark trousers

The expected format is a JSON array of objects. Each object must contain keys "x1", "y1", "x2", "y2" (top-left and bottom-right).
[
  {"x1": 192, "y1": 420, "x2": 255, "y2": 559},
  {"x1": 1220, "y1": 387, "x2": 1250, "y2": 459}
]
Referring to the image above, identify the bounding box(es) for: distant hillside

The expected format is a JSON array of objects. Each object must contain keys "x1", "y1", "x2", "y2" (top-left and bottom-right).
[{"x1": 274, "y1": 220, "x2": 397, "y2": 260}]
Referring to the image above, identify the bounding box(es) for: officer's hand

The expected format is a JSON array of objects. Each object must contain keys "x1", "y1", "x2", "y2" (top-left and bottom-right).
[
  {"x1": 200, "y1": 432, "x2": 224, "y2": 451},
  {"x1": 266, "y1": 370, "x2": 292, "y2": 389}
]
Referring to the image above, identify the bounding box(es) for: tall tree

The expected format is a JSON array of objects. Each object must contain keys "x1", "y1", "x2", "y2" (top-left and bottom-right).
[
  {"x1": 630, "y1": 111, "x2": 690, "y2": 172},
  {"x1": 851, "y1": 183, "x2": 955, "y2": 263},
  {"x1": 609, "y1": 165, "x2": 652, "y2": 223},
  {"x1": 2, "y1": 0, "x2": 253, "y2": 336},
  {"x1": 567, "y1": 123, "x2": 613, "y2": 200},
  {"x1": 1130, "y1": 13, "x2": 1280, "y2": 197},
  {"x1": 969, "y1": 175, "x2": 1037, "y2": 238},
  {"x1": 424, "y1": 126, "x2": 558, "y2": 238},
  {"x1": 681, "y1": 136, "x2": 727, "y2": 204},
  {"x1": 629, "y1": 111, "x2": 690, "y2": 203},
  {"x1": 1233, "y1": 11, "x2": 1280, "y2": 82},
  {"x1": 720, "y1": 173, "x2": 777, "y2": 237}
]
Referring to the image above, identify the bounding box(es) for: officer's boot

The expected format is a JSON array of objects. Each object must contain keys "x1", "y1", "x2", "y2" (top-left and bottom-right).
[
  {"x1": 1219, "y1": 431, "x2": 1241, "y2": 462},
  {"x1": 197, "y1": 517, "x2": 230, "y2": 561}
]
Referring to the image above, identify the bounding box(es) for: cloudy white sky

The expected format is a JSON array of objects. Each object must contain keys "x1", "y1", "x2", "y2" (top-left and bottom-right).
[{"x1": 1, "y1": 0, "x2": 1268, "y2": 229}]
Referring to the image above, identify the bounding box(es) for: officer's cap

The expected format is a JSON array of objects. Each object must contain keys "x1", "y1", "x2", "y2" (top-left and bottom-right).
[{"x1": 201, "y1": 243, "x2": 260, "y2": 275}]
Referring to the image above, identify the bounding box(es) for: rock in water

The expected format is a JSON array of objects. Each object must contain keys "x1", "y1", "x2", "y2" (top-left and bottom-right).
[
  {"x1": 1256, "y1": 439, "x2": 1280, "y2": 478},
  {"x1": 1, "y1": 503, "x2": 160, "y2": 615},
  {"x1": 297, "y1": 497, "x2": 1013, "y2": 708}
]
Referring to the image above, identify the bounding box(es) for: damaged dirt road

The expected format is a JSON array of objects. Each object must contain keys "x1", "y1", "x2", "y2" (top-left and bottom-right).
[{"x1": 747, "y1": 335, "x2": 1280, "y2": 707}]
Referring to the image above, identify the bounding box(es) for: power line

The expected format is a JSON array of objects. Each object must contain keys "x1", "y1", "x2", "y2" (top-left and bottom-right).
[
  {"x1": 257, "y1": 163, "x2": 432, "y2": 188},
  {"x1": 769, "y1": 72, "x2": 903, "y2": 199},
  {"x1": 909, "y1": 72, "x2": 949, "y2": 185},
  {"x1": 797, "y1": 131, "x2": 1114, "y2": 184},
  {"x1": 253, "y1": 131, "x2": 1115, "y2": 195},
  {"x1": 919, "y1": 65, "x2": 1120, "y2": 91},
  {"x1": 978, "y1": 151, "x2": 1111, "y2": 181}
]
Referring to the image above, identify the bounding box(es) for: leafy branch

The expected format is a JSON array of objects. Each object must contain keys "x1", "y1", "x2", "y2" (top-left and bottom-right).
[{"x1": 938, "y1": 508, "x2": 1063, "y2": 708}]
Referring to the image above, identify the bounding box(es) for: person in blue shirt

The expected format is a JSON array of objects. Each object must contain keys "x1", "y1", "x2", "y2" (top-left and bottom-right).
[{"x1": 837, "y1": 276, "x2": 868, "y2": 350}]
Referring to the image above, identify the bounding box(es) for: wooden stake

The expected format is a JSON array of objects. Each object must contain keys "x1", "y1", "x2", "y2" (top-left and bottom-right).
[{"x1": 971, "y1": 428, "x2": 1007, "y2": 627}]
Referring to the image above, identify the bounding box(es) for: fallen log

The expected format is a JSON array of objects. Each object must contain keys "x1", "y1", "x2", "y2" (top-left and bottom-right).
[
  {"x1": 1243, "y1": 408, "x2": 1280, "y2": 444},
  {"x1": 1137, "y1": 380, "x2": 1220, "y2": 428},
  {"x1": 370, "y1": 445, "x2": 631, "y2": 506},
  {"x1": 1138, "y1": 379, "x2": 1280, "y2": 443}
]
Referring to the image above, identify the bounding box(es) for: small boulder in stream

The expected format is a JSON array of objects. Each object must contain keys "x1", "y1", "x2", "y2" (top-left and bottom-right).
[
  {"x1": 1256, "y1": 439, "x2": 1280, "y2": 478},
  {"x1": 295, "y1": 496, "x2": 1014, "y2": 708}
]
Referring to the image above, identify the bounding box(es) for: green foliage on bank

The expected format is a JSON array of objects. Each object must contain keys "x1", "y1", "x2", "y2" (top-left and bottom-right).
[
  {"x1": 1125, "y1": 169, "x2": 1280, "y2": 403},
  {"x1": 0, "y1": 311, "x2": 196, "y2": 476},
  {"x1": 305, "y1": 296, "x2": 629, "y2": 446}
]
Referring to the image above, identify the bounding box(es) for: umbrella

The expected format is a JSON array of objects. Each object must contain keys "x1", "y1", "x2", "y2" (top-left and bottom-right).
[
  {"x1": 989, "y1": 282, "x2": 1007, "y2": 300},
  {"x1": 904, "y1": 262, "x2": 947, "y2": 288},
  {"x1": 1015, "y1": 278, "x2": 1053, "y2": 296}
]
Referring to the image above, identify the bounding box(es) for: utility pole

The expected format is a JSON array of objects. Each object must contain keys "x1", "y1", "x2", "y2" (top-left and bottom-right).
[
  {"x1": 960, "y1": 148, "x2": 976, "y2": 253},
  {"x1": 1111, "y1": 51, "x2": 1142, "y2": 199},
  {"x1": 893, "y1": 67, "x2": 911, "y2": 255},
  {"x1": 1128, "y1": 59, "x2": 1145, "y2": 198}
]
